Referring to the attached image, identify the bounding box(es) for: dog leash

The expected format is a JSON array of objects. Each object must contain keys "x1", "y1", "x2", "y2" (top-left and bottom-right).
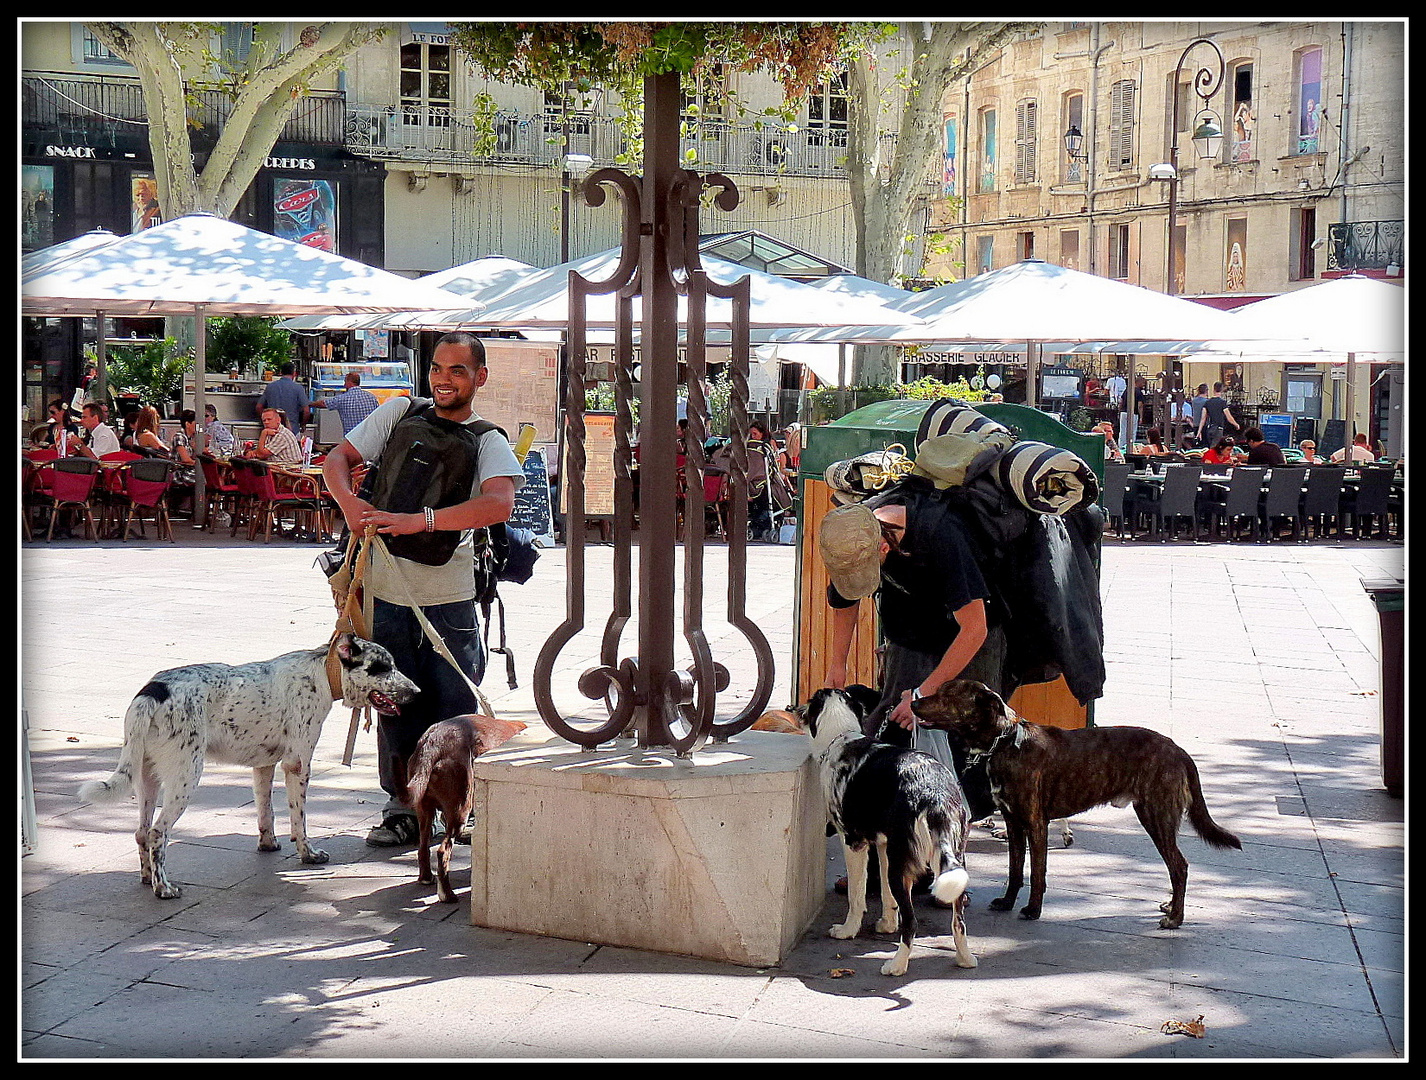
[
  {"x1": 369, "y1": 534, "x2": 499, "y2": 721},
  {"x1": 326, "y1": 525, "x2": 377, "y2": 766},
  {"x1": 965, "y1": 723, "x2": 1024, "y2": 769}
]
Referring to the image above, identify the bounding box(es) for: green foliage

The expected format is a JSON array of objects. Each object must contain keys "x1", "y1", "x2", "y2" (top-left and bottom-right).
[
  {"x1": 205, "y1": 316, "x2": 293, "y2": 375},
  {"x1": 585, "y1": 382, "x2": 640, "y2": 429},
  {"x1": 104, "y1": 337, "x2": 193, "y2": 412}
]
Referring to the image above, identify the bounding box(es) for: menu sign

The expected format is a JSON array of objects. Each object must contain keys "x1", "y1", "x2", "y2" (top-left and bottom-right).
[
  {"x1": 510, "y1": 447, "x2": 554, "y2": 541},
  {"x1": 562, "y1": 412, "x2": 616, "y2": 518}
]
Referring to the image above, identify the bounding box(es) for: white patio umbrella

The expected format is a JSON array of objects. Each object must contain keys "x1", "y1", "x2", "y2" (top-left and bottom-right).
[
  {"x1": 23, "y1": 229, "x2": 126, "y2": 405},
  {"x1": 468, "y1": 248, "x2": 926, "y2": 330},
  {"x1": 278, "y1": 254, "x2": 544, "y2": 333},
  {"x1": 23, "y1": 213, "x2": 480, "y2": 524}
]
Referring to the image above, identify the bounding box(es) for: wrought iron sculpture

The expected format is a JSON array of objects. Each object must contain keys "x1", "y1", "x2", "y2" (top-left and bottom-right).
[{"x1": 532, "y1": 73, "x2": 775, "y2": 757}]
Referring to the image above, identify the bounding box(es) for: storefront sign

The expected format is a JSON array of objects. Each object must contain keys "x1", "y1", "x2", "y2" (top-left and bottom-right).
[
  {"x1": 265, "y1": 156, "x2": 317, "y2": 170},
  {"x1": 45, "y1": 145, "x2": 96, "y2": 159}
]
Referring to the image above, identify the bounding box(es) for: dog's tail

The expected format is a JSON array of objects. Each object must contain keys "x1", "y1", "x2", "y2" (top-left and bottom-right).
[
  {"x1": 1184, "y1": 759, "x2": 1242, "y2": 851},
  {"x1": 77, "y1": 685, "x2": 160, "y2": 804},
  {"x1": 917, "y1": 814, "x2": 971, "y2": 906}
]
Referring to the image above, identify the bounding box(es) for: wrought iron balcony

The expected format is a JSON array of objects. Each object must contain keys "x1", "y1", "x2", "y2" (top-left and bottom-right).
[
  {"x1": 344, "y1": 103, "x2": 854, "y2": 177},
  {"x1": 1327, "y1": 220, "x2": 1404, "y2": 274},
  {"x1": 22, "y1": 73, "x2": 347, "y2": 149}
]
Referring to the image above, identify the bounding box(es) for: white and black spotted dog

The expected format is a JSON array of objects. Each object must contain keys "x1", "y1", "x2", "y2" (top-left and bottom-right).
[
  {"x1": 79, "y1": 632, "x2": 418, "y2": 899},
  {"x1": 798, "y1": 685, "x2": 977, "y2": 976}
]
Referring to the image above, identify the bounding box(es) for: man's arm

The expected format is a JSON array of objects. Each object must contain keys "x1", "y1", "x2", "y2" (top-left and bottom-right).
[
  {"x1": 889, "y1": 598, "x2": 988, "y2": 730},
  {"x1": 825, "y1": 601, "x2": 860, "y2": 689},
  {"x1": 358, "y1": 476, "x2": 516, "y2": 537}
]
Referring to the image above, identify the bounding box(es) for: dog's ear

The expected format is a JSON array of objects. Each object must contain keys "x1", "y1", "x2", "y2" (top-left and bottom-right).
[
  {"x1": 846, "y1": 683, "x2": 882, "y2": 715},
  {"x1": 470, "y1": 715, "x2": 525, "y2": 755},
  {"x1": 334, "y1": 632, "x2": 358, "y2": 664},
  {"x1": 973, "y1": 681, "x2": 1008, "y2": 716}
]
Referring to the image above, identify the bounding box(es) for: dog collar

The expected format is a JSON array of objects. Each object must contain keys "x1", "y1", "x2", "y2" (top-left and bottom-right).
[{"x1": 966, "y1": 722, "x2": 1022, "y2": 768}]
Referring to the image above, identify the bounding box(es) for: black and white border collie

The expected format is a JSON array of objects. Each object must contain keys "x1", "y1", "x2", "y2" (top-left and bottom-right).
[{"x1": 800, "y1": 685, "x2": 977, "y2": 976}]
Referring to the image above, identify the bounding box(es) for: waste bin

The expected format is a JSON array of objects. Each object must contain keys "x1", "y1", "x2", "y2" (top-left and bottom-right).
[
  {"x1": 794, "y1": 399, "x2": 1105, "y2": 727},
  {"x1": 1361, "y1": 577, "x2": 1404, "y2": 797}
]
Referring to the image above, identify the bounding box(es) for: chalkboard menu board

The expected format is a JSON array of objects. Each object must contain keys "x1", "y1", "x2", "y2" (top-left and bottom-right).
[
  {"x1": 1322, "y1": 418, "x2": 1347, "y2": 458},
  {"x1": 510, "y1": 447, "x2": 554, "y2": 542}
]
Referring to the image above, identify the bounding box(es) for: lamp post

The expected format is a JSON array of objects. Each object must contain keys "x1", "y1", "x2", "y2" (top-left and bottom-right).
[{"x1": 1155, "y1": 37, "x2": 1225, "y2": 446}]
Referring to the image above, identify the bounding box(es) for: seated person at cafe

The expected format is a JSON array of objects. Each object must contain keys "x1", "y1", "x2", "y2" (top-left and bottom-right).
[
  {"x1": 42, "y1": 399, "x2": 80, "y2": 451},
  {"x1": 203, "y1": 403, "x2": 236, "y2": 458},
  {"x1": 1134, "y1": 426, "x2": 1169, "y2": 456},
  {"x1": 250, "y1": 407, "x2": 305, "y2": 465},
  {"x1": 132, "y1": 405, "x2": 170, "y2": 458},
  {"x1": 71, "y1": 402, "x2": 121, "y2": 460},
  {"x1": 1242, "y1": 426, "x2": 1286, "y2": 467},
  {"x1": 169, "y1": 409, "x2": 200, "y2": 515},
  {"x1": 1202, "y1": 436, "x2": 1241, "y2": 466},
  {"x1": 1330, "y1": 433, "x2": 1376, "y2": 464},
  {"x1": 1297, "y1": 439, "x2": 1322, "y2": 464},
  {"x1": 1094, "y1": 420, "x2": 1125, "y2": 463}
]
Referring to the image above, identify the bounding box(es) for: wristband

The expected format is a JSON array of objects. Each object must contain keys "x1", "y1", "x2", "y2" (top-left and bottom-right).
[
  {"x1": 910, "y1": 686, "x2": 924, "y2": 702},
  {"x1": 423, "y1": 506, "x2": 436, "y2": 532}
]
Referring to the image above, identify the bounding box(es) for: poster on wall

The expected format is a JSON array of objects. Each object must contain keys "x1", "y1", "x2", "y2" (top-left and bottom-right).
[
  {"x1": 562, "y1": 412, "x2": 616, "y2": 518},
  {"x1": 1225, "y1": 219, "x2": 1248, "y2": 291},
  {"x1": 22, "y1": 165, "x2": 55, "y2": 250},
  {"x1": 943, "y1": 115, "x2": 957, "y2": 196},
  {"x1": 274, "y1": 178, "x2": 338, "y2": 251},
  {"x1": 1297, "y1": 49, "x2": 1324, "y2": 155},
  {"x1": 131, "y1": 174, "x2": 162, "y2": 232}
]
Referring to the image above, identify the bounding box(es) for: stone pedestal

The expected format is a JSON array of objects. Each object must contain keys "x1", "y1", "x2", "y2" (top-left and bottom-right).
[{"x1": 468, "y1": 727, "x2": 824, "y2": 968}]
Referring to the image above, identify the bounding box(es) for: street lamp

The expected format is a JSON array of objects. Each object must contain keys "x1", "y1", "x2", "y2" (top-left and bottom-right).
[
  {"x1": 1153, "y1": 36, "x2": 1225, "y2": 446},
  {"x1": 559, "y1": 153, "x2": 595, "y2": 264},
  {"x1": 1062, "y1": 124, "x2": 1087, "y2": 162},
  {"x1": 1157, "y1": 37, "x2": 1226, "y2": 298}
]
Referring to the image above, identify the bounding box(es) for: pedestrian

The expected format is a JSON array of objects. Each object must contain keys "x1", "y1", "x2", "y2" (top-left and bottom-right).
[
  {"x1": 1189, "y1": 384, "x2": 1210, "y2": 446},
  {"x1": 323, "y1": 331, "x2": 525, "y2": 848},
  {"x1": 1196, "y1": 382, "x2": 1240, "y2": 447},
  {"x1": 256, "y1": 361, "x2": 310, "y2": 434},
  {"x1": 312, "y1": 371, "x2": 380, "y2": 435}
]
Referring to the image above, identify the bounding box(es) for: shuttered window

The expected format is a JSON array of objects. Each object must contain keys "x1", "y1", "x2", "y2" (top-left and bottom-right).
[
  {"x1": 1014, "y1": 100, "x2": 1038, "y2": 184},
  {"x1": 1109, "y1": 79, "x2": 1137, "y2": 170}
]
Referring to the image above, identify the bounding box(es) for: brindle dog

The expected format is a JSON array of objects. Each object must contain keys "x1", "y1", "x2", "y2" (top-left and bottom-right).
[{"x1": 912, "y1": 680, "x2": 1241, "y2": 928}]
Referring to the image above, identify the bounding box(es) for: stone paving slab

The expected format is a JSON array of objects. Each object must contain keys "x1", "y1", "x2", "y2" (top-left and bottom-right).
[{"x1": 20, "y1": 529, "x2": 1404, "y2": 1059}]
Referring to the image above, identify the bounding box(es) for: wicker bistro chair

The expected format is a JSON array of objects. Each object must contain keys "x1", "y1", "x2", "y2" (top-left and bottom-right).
[
  {"x1": 1135, "y1": 463, "x2": 1203, "y2": 541},
  {"x1": 120, "y1": 457, "x2": 177, "y2": 542},
  {"x1": 199, "y1": 454, "x2": 242, "y2": 527},
  {"x1": 245, "y1": 459, "x2": 325, "y2": 543},
  {"x1": 1099, "y1": 462, "x2": 1134, "y2": 539},
  {"x1": 1201, "y1": 466, "x2": 1267, "y2": 542},
  {"x1": 1340, "y1": 465, "x2": 1395, "y2": 541},
  {"x1": 35, "y1": 457, "x2": 102, "y2": 542},
  {"x1": 1299, "y1": 467, "x2": 1345, "y2": 540},
  {"x1": 1259, "y1": 467, "x2": 1306, "y2": 542}
]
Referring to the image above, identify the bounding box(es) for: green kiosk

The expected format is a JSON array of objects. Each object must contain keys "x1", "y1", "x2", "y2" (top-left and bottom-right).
[{"x1": 793, "y1": 399, "x2": 1106, "y2": 729}]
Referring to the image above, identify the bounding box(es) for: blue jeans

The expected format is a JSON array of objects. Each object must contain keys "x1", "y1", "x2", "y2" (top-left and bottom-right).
[{"x1": 371, "y1": 597, "x2": 486, "y2": 806}]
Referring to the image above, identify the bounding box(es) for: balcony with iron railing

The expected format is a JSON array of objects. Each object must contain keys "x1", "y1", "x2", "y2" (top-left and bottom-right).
[
  {"x1": 344, "y1": 103, "x2": 860, "y2": 177},
  {"x1": 1327, "y1": 220, "x2": 1404, "y2": 274},
  {"x1": 22, "y1": 73, "x2": 347, "y2": 149}
]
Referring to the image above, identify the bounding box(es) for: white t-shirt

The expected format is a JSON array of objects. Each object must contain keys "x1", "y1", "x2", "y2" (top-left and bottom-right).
[
  {"x1": 86, "y1": 423, "x2": 121, "y2": 457},
  {"x1": 345, "y1": 396, "x2": 525, "y2": 606},
  {"x1": 1330, "y1": 443, "x2": 1375, "y2": 463}
]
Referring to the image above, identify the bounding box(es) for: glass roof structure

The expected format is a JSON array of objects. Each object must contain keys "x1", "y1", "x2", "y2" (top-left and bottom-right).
[{"x1": 698, "y1": 229, "x2": 850, "y2": 281}]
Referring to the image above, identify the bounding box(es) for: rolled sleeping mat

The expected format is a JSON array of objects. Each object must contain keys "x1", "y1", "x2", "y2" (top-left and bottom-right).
[{"x1": 996, "y1": 440, "x2": 1100, "y2": 515}]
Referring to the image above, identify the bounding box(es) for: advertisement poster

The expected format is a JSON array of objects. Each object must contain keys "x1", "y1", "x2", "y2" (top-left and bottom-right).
[
  {"x1": 22, "y1": 164, "x2": 55, "y2": 249},
  {"x1": 131, "y1": 174, "x2": 162, "y2": 232},
  {"x1": 274, "y1": 178, "x2": 337, "y2": 251}
]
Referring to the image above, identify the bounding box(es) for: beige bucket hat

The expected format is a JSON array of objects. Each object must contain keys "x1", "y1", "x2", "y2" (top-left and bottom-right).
[{"x1": 818, "y1": 502, "x2": 883, "y2": 600}]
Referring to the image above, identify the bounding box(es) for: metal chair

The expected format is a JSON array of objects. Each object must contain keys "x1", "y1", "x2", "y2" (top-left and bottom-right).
[
  {"x1": 1299, "y1": 467, "x2": 1345, "y2": 540},
  {"x1": 36, "y1": 457, "x2": 102, "y2": 542},
  {"x1": 120, "y1": 457, "x2": 176, "y2": 542},
  {"x1": 1099, "y1": 462, "x2": 1133, "y2": 539},
  {"x1": 1141, "y1": 464, "x2": 1202, "y2": 541},
  {"x1": 1340, "y1": 466, "x2": 1394, "y2": 540},
  {"x1": 1259, "y1": 468, "x2": 1305, "y2": 542},
  {"x1": 1203, "y1": 466, "x2": 1266, "y2": 542}
]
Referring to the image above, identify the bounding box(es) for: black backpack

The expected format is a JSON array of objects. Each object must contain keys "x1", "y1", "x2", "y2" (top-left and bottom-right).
[{"x1": 363, "y1": 397, "x2": 499, "y2": 565}]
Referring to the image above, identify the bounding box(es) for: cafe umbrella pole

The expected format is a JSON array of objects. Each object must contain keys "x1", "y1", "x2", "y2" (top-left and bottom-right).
[{"x1": 192, "y1": 304, "x2": 208, "y2": 529}]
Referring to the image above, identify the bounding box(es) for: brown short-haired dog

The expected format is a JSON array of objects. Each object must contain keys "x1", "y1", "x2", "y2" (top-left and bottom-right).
[
  {"x1": 912, "y1": 680, "x2": 1240, "y2": 929},
  {"x1": 404, "y1": 714, "x2": 526, "y2": 903}
]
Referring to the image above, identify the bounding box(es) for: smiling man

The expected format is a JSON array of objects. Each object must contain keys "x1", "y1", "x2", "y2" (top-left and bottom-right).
[{"x1": 323, "y1": 332, "x2": 525, "y2": 848}]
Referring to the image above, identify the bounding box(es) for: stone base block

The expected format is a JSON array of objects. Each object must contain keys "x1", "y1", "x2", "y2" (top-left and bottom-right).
[{"x1": 468, "y1": 726, "x2": 824, "y2": 968}]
